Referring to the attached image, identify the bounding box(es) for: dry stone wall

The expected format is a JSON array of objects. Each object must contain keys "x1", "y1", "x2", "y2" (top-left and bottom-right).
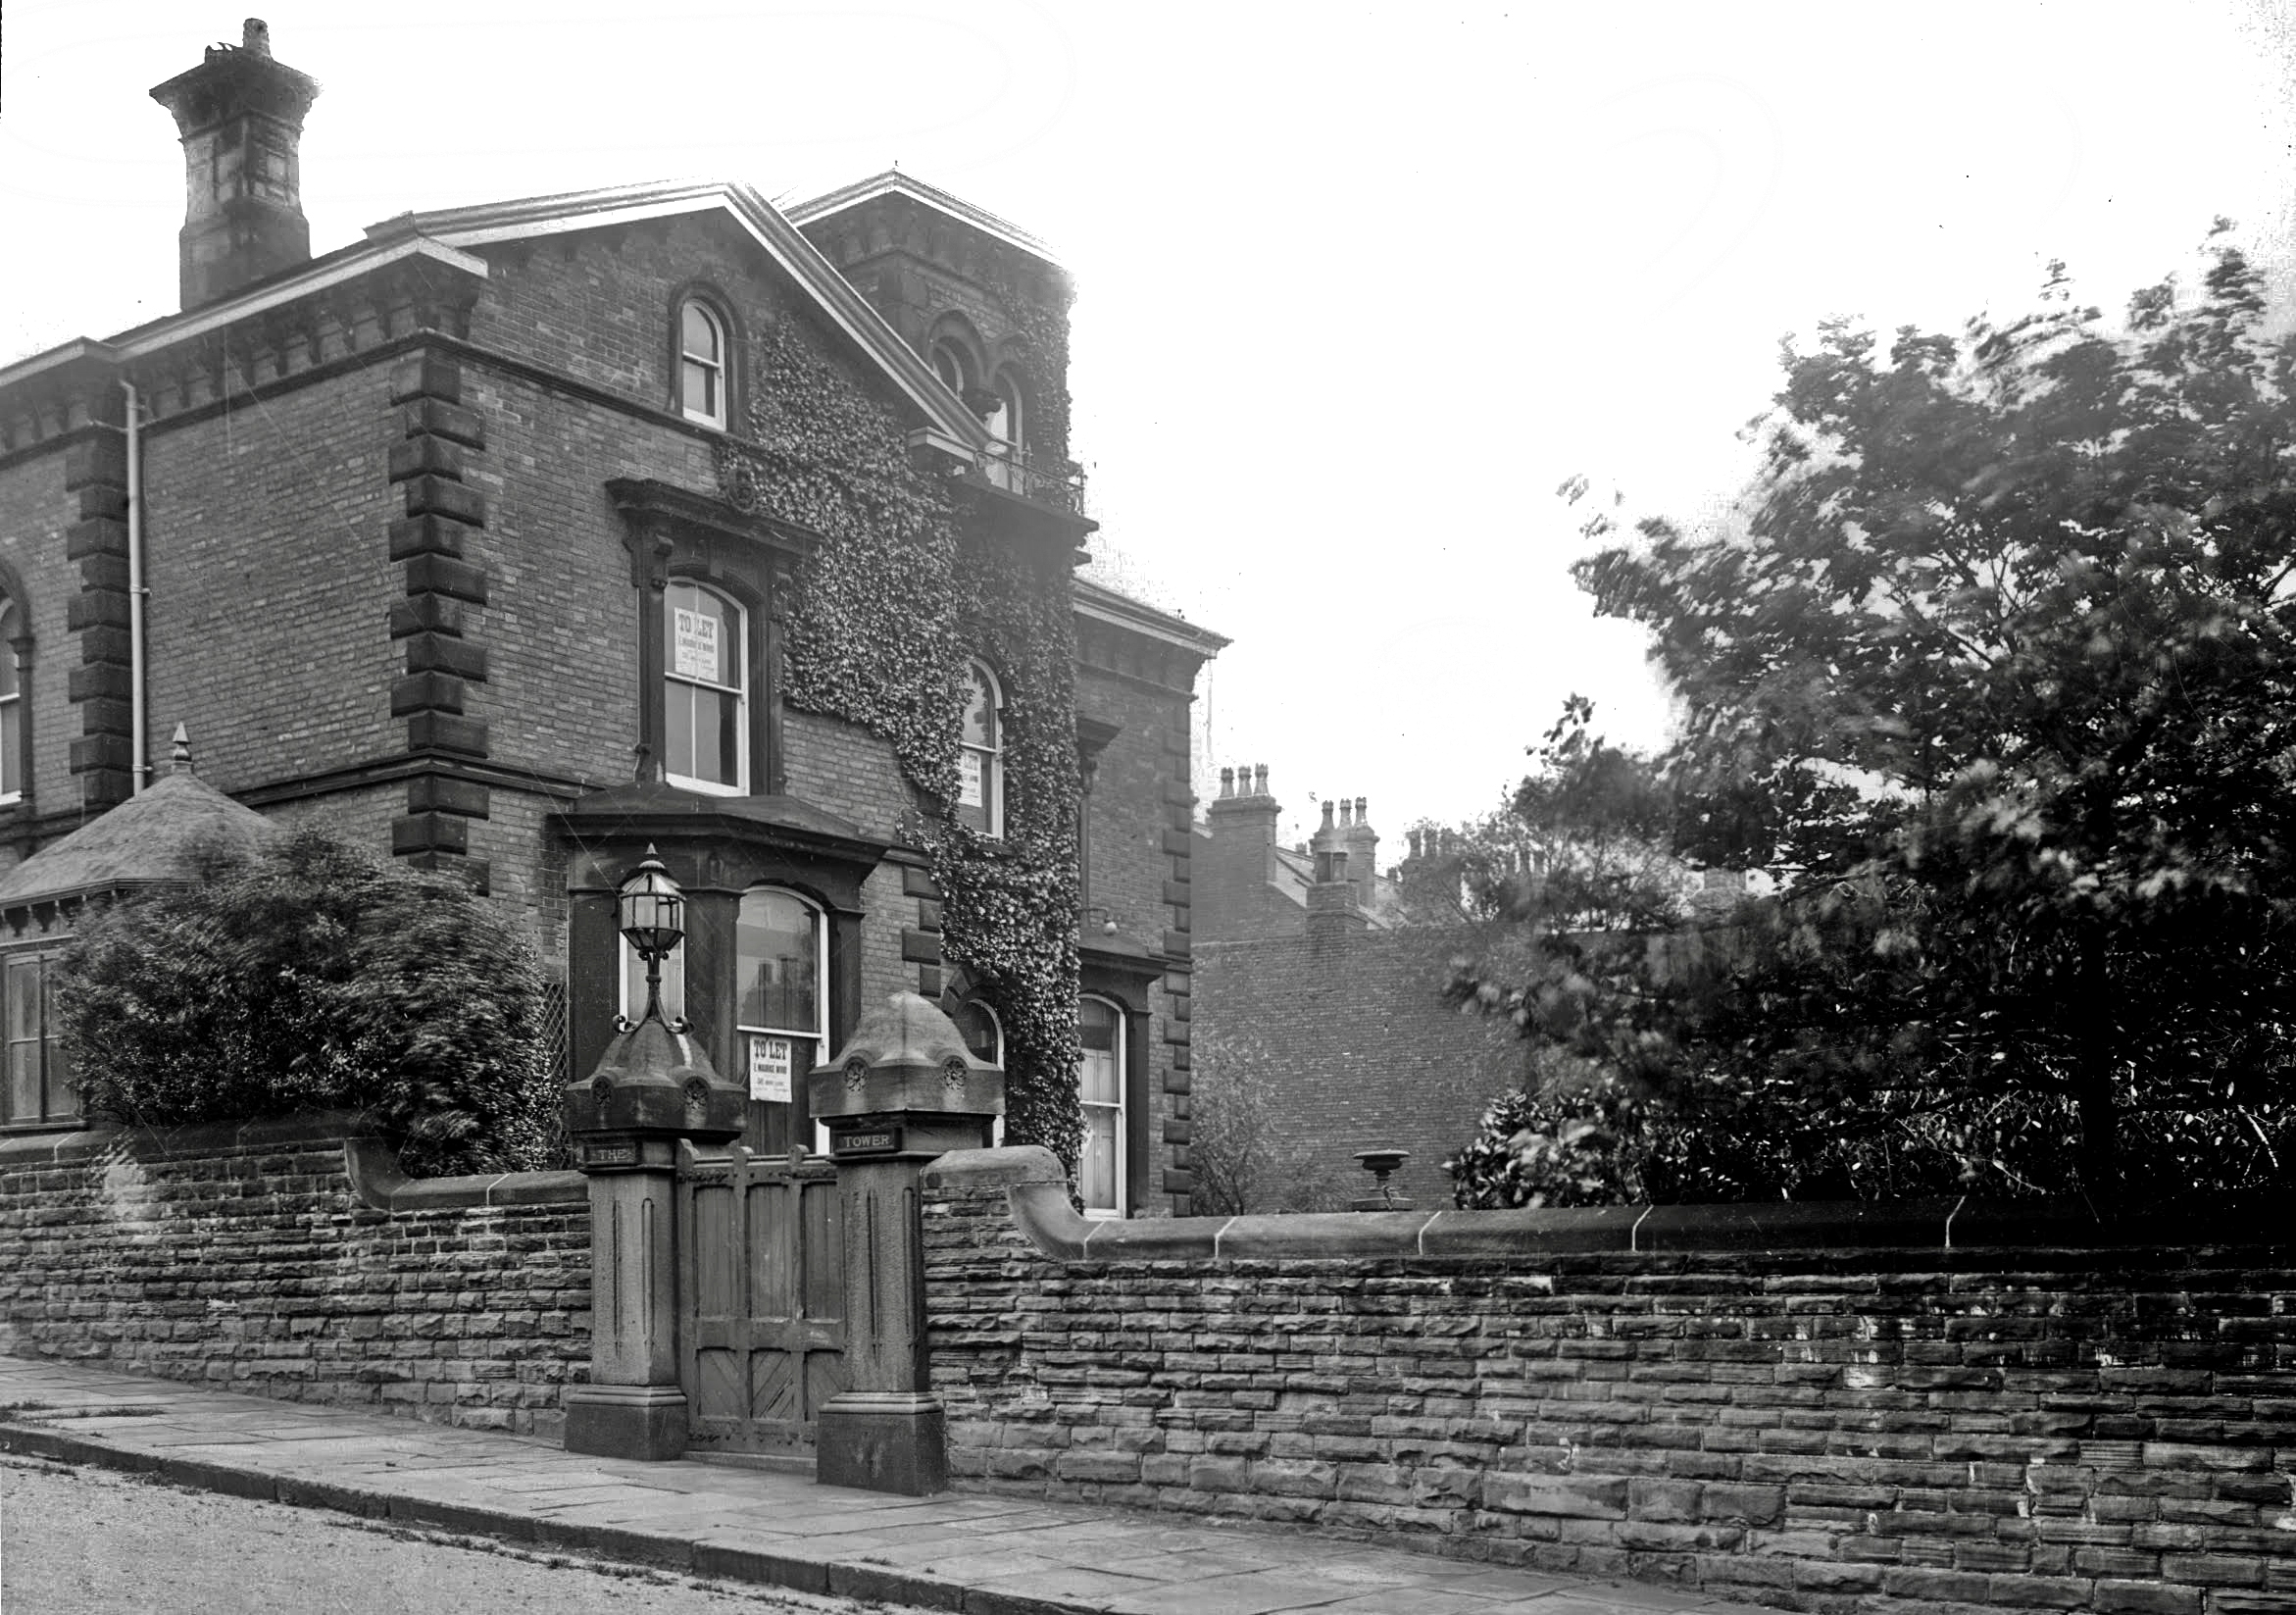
[
  {"x1": 0, "y1": 1113, "x2": 589, "y2": 1438},
  {"x1": 922, "y1": 1147, "x2": 2296, "y2": 1615}
]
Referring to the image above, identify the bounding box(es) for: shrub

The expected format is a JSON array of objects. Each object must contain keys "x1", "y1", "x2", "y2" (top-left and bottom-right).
[{"x1": 57, "y1": 828, "x2": 565, "y2": 1176}]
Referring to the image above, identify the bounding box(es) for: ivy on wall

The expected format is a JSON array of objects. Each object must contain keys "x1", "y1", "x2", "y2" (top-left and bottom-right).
[
  {"x1": 717, "y1": 315, "x2": 1085, "y2": 1176},
  {"x1": 983, "y1": 271, "x2": 1074, "y2": 480}
]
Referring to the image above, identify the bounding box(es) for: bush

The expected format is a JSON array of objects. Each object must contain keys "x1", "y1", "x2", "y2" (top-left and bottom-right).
[
  {"x1": 57, "y1": 828, "x2": 566, "y2": 1176},
  {"x1": 1447, "y1": 1064, "x2": 2296, "y2": 1207}
]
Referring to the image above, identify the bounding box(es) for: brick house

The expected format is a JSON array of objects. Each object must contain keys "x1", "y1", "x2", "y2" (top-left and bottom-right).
[
  {"x1": 1191, "y1": 766, "x2": 1523, "y2": 1209},
  {"x1": 0, "y1": 22, "x2": 1222, "y2": 1217}
]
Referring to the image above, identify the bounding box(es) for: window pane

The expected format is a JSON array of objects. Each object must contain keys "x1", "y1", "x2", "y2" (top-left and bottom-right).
[
  {"x1": 681, "y1": 360, "x2": 719, "y2": 420},
  {"x1": 736, "y1": 890, "x2": 820, "y2": 1035},
  {"x1": 665, "y1": 680, "x2": 696, "y2": 781},
  {"x1": 709, "y1": 687, "x2": 741, "y2": 786},
  {"x1": 0, "y1": 701, "x2": 16, "y2": 796},
  {"x1": 1080, "y1": 1107, "x2": 1119, "y2": 1211},
  {"x1": 681, "y1": 302, "x2": 720, "y2": 361},
  {"x1": 961, "y1": 668, "x2": 996, "y2": 746},
  {"x1": 953, "y1": 1001, "x2": 1000, "y2": 1065},
  {"x1": 7, "y1": 958, "x2": 38, "y2": 1042},
  {"x1": 668, "y1": 585, "x2": 739, "y2": 688},
  {"x1": 1078, "y1": 998, "x2": 1121, "y2": 1104},
  {"x1": 622, "y1": 942, "x2": 685, "y2": 1024},
  {"x1": 5, "y1": 958, "x2": 39, "y2": 1123},
  {"x1": 40, "y1": 964, "x2": 71, "y2": 1122}
]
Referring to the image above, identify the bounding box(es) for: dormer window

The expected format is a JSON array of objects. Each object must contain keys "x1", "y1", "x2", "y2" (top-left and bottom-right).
[
  {"x1": 958, "y1": 660, "x2": 1003, "y2": 836},
  {"x1": 678, "y1": 298, "x2": 728, "y2": 429}
]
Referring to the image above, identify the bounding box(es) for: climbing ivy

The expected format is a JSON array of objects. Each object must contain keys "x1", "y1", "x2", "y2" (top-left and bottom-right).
[
  {"x1": 983, "y1": 271, "x2": 1074, "y2": 484},
  {"x1": 717, "y1": 314, "x2": 1084, "y2": 1177}
]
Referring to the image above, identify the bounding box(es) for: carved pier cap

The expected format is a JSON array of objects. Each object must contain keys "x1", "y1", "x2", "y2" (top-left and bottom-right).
[
  {"x1": 564, "y1": 1015, "x2": 746, "y2": 1154},
  {"x1": 809, "y1": 991, "x2": 1004, "y2": 1159}
]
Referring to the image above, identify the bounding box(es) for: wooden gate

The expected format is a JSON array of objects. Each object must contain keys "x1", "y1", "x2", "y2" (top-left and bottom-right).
[{"x1": 675, "y1": 1142, "x2": 847, "y2": 1456}]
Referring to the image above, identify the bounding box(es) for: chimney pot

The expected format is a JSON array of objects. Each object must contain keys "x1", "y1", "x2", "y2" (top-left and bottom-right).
[
  {"x1": 1219, "y1": 767, "x2": 1234, "y2": 798},
  {"x1": 1254, "y1": 764, "x2": 1268, "y2": 796},
  {"x1": 243, "y1": 18, "x2": 271, "y2": 54},
  {"x1": 1355, "y1": 795, "x2": 1368, "y2": 825},
  {"x1": 1321, "y1": 800, "x2": 1334, "y2": 829}
]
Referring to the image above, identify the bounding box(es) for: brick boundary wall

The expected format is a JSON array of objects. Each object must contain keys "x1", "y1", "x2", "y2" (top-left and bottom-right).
[
  {"x1": 0, "y1": 1113, "x2": 589, "y2": 1438},
  {"x1": 922, "y1": 1147, "x2": 2296, "y2": 1615}
]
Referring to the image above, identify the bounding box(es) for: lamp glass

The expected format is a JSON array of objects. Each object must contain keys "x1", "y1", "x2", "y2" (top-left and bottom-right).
[{"x1": 618, "y1": 854, "x2": 684, "y2": 961}]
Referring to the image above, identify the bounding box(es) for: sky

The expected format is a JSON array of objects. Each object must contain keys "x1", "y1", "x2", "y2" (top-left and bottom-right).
[{"x1": 6, "y1": 1, "x2": 2296, "y2": 858}]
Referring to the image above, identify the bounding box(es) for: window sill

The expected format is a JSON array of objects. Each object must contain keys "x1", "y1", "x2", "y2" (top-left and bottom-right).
[{"x1": 666, "y1": 775, "x2": 747, "y2": 798}]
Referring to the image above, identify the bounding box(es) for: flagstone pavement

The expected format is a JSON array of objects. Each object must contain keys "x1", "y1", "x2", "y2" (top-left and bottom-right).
[{"x1": 0, "y1": 1358, "x2": 1791, "y2": 1615}]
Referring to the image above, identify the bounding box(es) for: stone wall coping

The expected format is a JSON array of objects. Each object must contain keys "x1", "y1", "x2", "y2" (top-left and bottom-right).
[
  {"x1": 342, "y1": 1137, "x2": 584, "y2": 1212},
  {"x1": 924, "y1": 1145, "x2": 2293, "y2": 1260},
  {"x1": 0, "y1": 1109, "x2": 378, "y2": 1165},
  {"x1": 0, "y1": 1110, "x2": 584, "y2": 1211}
]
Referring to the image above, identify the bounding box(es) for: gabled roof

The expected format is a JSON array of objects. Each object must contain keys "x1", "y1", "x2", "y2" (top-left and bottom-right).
[
  {"x1": 786, "y1": 171, "x2": 1060, "y2": 269},
  {"x1": 365, "y1": 179, "x2": 992, "y2": 454}
]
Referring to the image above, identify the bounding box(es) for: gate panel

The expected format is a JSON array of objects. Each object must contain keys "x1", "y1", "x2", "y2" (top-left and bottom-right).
[{"x1": 677, "y1": 1142, "x2": 845, "y2": 1455}]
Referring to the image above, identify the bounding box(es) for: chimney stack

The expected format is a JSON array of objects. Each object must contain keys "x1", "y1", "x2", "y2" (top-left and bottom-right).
[
  {"x1": 1343, "y1": 796, "x2": 1378, "y2": 910},
  {"x1": 1201, "y1": 762, "x2": 1283, "y2": 940},
  {"x1": 151, "y1": 20, "x2": 321, "y2": 309},
  {"x1": 1305, "y1": 809, "x2": 1367, "y2": 950}
]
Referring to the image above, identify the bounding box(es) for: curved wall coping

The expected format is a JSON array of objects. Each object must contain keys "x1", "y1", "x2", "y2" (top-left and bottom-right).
[
  {"x1": 0, "y1": 1110, "x2": 583, "y2": 1212},
  {"x1": 923, "y1": 1146, "x2": 2294, "y2": 1262}
]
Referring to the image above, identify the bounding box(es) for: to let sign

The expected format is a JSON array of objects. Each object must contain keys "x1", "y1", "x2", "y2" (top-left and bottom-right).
[
  {"x1": 672, "y1": 607, "x2": 720, "y2": 683},
  {"x1": 747, "y1": 1035, "x2": 793, "y2": 1103}
]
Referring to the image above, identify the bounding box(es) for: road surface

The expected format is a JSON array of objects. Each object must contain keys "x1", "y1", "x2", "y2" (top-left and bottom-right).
[{"x1": 0, "y1": 1452, "x2": 908, "y2": 1614}]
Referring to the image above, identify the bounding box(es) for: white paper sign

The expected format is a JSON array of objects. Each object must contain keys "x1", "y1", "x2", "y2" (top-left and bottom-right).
[
  {"x1": 959, "y1": 748, "x2": 984, "y2": 807},
  {"x1": 673, "y1": 608, "x2": 720, "y2": 683},
  {"x1": 748, "y1": 1035, "x2": 793, "y2": 1103}
]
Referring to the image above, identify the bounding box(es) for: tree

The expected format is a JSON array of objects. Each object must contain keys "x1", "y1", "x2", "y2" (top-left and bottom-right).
[
  {"x1": 1187, "y1": 1027, "x2": 1350, "y2": 1214},
  {"x1": 58, "y1": 828, "x2": 565, "y2": 1177},
  {"x1": 1469, "y1": 227, "x2": 2296, "y2": 1202}
]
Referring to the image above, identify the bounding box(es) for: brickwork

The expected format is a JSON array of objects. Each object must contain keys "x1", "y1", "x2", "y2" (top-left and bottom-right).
[
  {"x1": 922, "y1": 1160, "x2": 2296, "y2": 1615},
  {"x1": 1194, "y1": 932, "x2": 1527, "y2": 1209},
  {"x1": 140, "y1": 364, "x2": 400, "y2": 799},
  {"x1": 466, "y1": 214, "x2": 793, "y2": 413},
  {"x1": 0, "y1": 448, "x2": 80, "y2": 831},
  {"x1": 0, "y1": 1115, "x2": 589, "y2": 1438}
]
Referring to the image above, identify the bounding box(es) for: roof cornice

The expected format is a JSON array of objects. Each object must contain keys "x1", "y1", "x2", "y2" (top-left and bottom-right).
[
  {"x1": 366, "y1": 179, "x2": 992, "y2": 455},
  {"x1": 785, "y1": 171, "x2": 1060, "y2": 268},
  {"x1": 0, "y1": 237, "x2": 488, "y2": 397},
  {"x1": 1073, "y1": 579, "x2": 1228, "y2": 655}
]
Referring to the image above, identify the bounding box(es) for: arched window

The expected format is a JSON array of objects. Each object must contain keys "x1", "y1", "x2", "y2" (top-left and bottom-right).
[
  {"x1": 0, "y1": 598, "x2": 20, "y2": 804},
  {"x1": 1078, "y1": 995, "x2": 1125, "y2": 1217},
  {"x1": 665, "y1": 581, "x2": 746, "y2": 794},
  {"x1": 953, "y1": 996, "x2": 1005, "y2": 1146},
  {"x1": 952, "y1": 998, "x2": 1003, "y2": 1067},
  {"x1": 930, "y1": 340, "x2": 974, "y2": 398},
  {"x1": 736, "y1": 887, "x2": 825, "y2": 1110},
  {"x1": 958, "y1": 661, "x2": 1003, "y2": 835},
  {"x1": 677, "y1": 298, "x2": 728, "y2": 429},
  {"x1": 984, "y1": 370, "x2": 1026, "y2": 491}
]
